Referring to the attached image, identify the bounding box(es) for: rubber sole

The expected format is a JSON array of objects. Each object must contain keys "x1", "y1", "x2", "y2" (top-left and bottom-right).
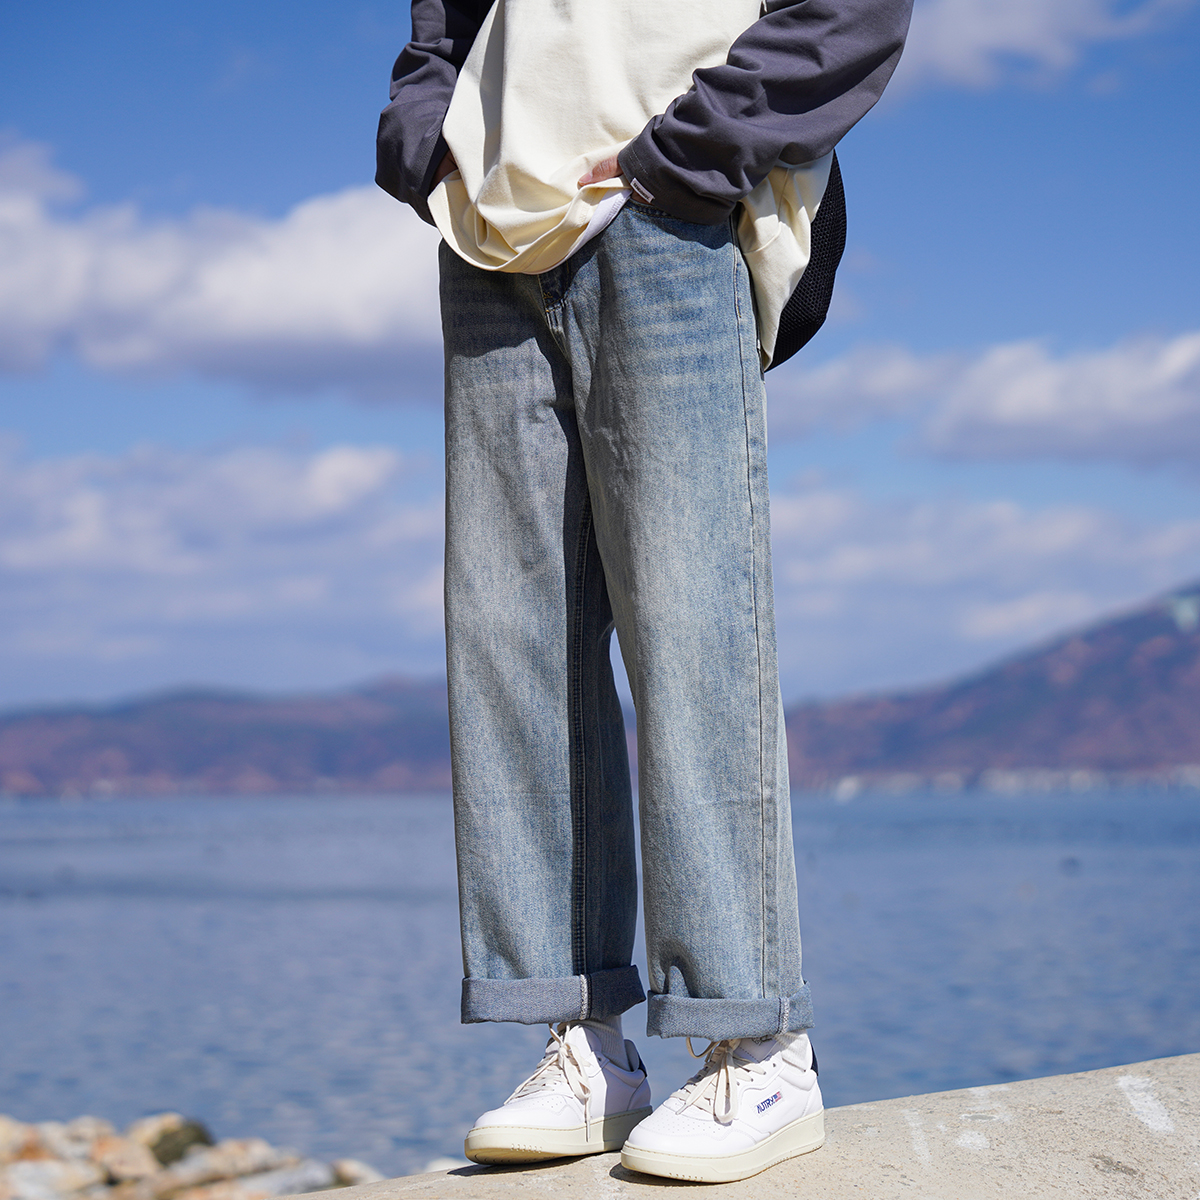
[
  {"x1": 620, "y1": 1108, "x2": 825, "y2": 1183},
  {"x1": 464, "y1": 1107, "x2": 653, "y2": 1164}
]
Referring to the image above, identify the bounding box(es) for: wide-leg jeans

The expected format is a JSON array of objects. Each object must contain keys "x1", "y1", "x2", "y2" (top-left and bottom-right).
[{"x1": 440, "y1": 200, "x2": 812, "y2": 1041}]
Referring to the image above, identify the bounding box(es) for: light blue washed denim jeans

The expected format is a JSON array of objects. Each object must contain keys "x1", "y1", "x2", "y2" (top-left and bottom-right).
[{"x1": 440, "y1": 200, "x2": 811, "y2": 1041}]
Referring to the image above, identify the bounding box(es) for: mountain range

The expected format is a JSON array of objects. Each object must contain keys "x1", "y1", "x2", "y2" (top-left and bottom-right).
[
  {"x1": 0, "y1": 677, "x2": 450, "y2": 797},
  {"x1": 3, "y1": 583, "x2": 1200, "y2": 796},
  {"x1": 785, "y1": 583, "x2": 1200, "y2": 791}
]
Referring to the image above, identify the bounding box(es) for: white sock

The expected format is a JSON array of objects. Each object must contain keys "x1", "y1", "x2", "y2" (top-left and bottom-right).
[{"x1": 581, "y1": 1013, "x2": 629, "y2": 1069}]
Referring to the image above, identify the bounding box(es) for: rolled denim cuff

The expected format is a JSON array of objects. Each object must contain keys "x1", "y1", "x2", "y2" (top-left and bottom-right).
[
  {"x1": 461, "y1": 965, "x2": 646, "y2": 1025},
  {"x1": 646, "y1": 984, "x2": 814, "y2": 1040}
]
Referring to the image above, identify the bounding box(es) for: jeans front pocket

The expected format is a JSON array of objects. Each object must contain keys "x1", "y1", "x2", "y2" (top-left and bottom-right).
[{"x1": 624, "y1": 198, "x2": 698, "y2": 223}]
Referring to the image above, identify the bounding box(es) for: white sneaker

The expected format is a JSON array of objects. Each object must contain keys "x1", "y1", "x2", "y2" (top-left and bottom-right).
[
  {"x1": 620, "y1": 1032, "x2": 824, "y2": 1183},
  {"x1": 464, "y1": 1022, "x2": 652, "y2": 1164}
]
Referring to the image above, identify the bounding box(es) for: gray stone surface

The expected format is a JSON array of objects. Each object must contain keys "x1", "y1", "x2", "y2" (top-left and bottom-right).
[
  {"x1": 303, "y1": 1053, "x2": 1199, "y2": 1199},
  {"x1": 235, "y1": 1159, "x2": 336, "y2": 1197}
]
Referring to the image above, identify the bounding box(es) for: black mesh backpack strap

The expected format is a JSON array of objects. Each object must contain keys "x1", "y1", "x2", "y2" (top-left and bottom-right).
[{"x1": 765, "y1": 150, "x2": 846, "y2": 371}]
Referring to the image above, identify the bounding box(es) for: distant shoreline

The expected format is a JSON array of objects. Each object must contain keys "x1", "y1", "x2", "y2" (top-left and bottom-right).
[{"x1": 5, "y1": 582, "x2": 1200, "y2": 799}]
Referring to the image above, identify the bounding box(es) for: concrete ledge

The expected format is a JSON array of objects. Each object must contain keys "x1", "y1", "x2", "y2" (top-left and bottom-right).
[{"x1": 303, "y1": 1053, "x2": 1200, "y2": 1199}]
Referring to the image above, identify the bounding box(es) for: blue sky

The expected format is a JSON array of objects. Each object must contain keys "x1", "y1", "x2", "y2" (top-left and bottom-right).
[{"x1": 2, "y1": 0, "x2": 1199, "y2": 708}]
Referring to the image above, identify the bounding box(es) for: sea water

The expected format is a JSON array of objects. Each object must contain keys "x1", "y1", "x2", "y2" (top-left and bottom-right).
[{"x1": 1, "y1": 790, "x2": 1197, "y2": 1176}]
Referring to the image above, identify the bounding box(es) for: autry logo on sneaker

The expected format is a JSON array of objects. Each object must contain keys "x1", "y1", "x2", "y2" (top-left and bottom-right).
[{"x1": 756, "y1": 1090, "x2": 783, "y2": 1114}]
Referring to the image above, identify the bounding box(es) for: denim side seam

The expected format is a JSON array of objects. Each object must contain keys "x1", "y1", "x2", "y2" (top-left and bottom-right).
[
  {"x1": 569, "y1": 495, "x2": 593, "y2": 976},
  {"x1": 645, "y1": 984, "x2": 814, "y2": 1040},
  {"x1": 730, "y1": 223, "x2": 777, "y2": 1007},
  {"x1": 461, "y1": 965, "x2": 646, "y2": 1025}
]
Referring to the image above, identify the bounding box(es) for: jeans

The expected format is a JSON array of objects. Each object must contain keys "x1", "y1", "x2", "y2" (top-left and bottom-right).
[{"x1": 440, "y1": 200, "x2": 812, "y2": 1041}]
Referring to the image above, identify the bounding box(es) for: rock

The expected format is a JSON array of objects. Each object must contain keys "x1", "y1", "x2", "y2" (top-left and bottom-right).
[
  {"x1": 122, "y1": 1119, "x2": 183, "y2": 1153},
  {"x1": 167, "y1": 1184, "x2": 251, "y2": 1200},
  {"x1": 160, "y1": 1158, "x2": 339, "y2": 1200},
  {"x1": 226, "y1": 1161, "x2": 334, "y2": 1197},
  {"x1": 0, "y1": 1119, "x2": 36, "y2": 1166},
  {"x1": 3, "y1": 1158, "x2": 106, "y2": 1200},
  {"x1": 150, "y1": 1140, "x2": 298, "y2": 1197},
  {"x1": 106, "y1": 1179, "x2": 154, "y2": 1200},
  {"x1": 26, "y1": 1130, "x2": 70, "y2": 1165},
  {"x1": 142, "y1": 1124, "x2": 212, "y2": 1169},
  {"x1": 332, "y1": 1160, "x2": 384, "y2": 1187},
  {"x1": 60, "y1": 1124, "x2": 114, "y2": 1154},
  {"x1": 167, "y1": 1162, "x2": 336, "y2": 1200},
  {"x1": 34, "y1": 1122, "x2": 115, "y2": 1165},
  {"x1": 89, "y1": 1138, "x2": 159, "y2": 1183},
  {"x1": 5, "y1": 1114, "x2": 361, "y2": 1200}
]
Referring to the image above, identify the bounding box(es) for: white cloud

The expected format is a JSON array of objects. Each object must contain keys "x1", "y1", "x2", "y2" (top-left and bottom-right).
[
  {"x1": 5, "y1": 433, "x2": 1200, "y2": 706},
  {"x1": 769, "y1": 330, "x2": 1200, "y2": 465},
  {"x1": 0, "y1": 140, "x2": 443, "y2": 398},
  {"x1": 767, "y1": 344, "x2": 957, "y2": 437},
  {"x1": 5, "y1": 126, "x2": 1198, "y2": 433},
  {"x1": 925, "y1": 333, "x2": 1200, "y2": 460},
  {"x1": 0, "y1": 443, "x2": 408, "y2": 572},
  {"x1": 0, "y1": 437, "x2": 446, "y2": 705},
  {"x1": 958, "y1": 590, "x2": 1096, "y2": 639},
  {"x1": 768, "y1": 480, "x2": 1200, "y2": 695},
  {"x1": 898, "y1": 0, "x2": 1195, "y2": 89}
]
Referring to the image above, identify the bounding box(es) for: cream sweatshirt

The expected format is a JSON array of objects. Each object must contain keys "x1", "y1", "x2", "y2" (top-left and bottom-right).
[{"x1": 426, "y1": 0, "x2": 832, "y2": 365}]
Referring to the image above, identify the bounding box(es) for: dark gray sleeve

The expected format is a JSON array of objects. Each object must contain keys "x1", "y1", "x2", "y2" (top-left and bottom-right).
[
  {"x1": 617, "y1": 0, "x2": 914, "y2": 225},
  {"x1": 375, "y1": 0, "x2": 491, "y2": 225}
]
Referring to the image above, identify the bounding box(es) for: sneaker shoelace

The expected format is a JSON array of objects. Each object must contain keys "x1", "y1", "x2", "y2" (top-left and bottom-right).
[
  {"x1": 677, "y1": 1038, "x2": 769, "y2": 1126},
  {"x1": 505, "y1": 1022, "x2": 595, "y2": 1137}
]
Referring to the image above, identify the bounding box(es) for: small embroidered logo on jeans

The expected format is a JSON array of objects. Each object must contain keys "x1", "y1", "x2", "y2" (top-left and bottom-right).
[{"x1": 756, "y1": 1091, "x2": 783, "y2": 1114}]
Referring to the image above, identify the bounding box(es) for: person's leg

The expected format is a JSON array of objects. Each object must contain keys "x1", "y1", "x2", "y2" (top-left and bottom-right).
[
  {"x1": 440, "y1": 243, "x2": 651, "y2": 1161},
  {"x1": 441, "y1": 241, "x2": 643, "y2": 1021},
  {"x1": 551, "y1": 205, "x2": 822, "y2": 1182},
  {"x1": 556, "y1": 203, "x2": 810, "y2": 1042}
]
